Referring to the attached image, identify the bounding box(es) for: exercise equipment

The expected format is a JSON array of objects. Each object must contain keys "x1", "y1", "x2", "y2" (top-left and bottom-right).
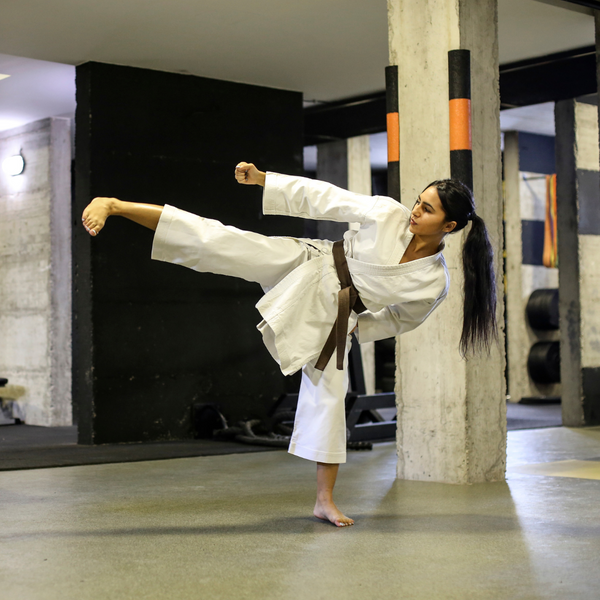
[
  {"x1": 526, "y1": 288, "x2": 559, "y2": 331},
  {"x1": 528, "y1": 341, "x2": 561, "y2": 384},
  {"x1": 194, "y1": 335, "x2": 396, "y2": 448}
]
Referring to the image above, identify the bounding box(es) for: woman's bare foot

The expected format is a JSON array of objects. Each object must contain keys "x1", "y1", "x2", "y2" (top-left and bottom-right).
[
  {"x1": 82, "y1": 197, "x2": 116, "y2": 236},
  {"x1": 314, "y1": 462, "x2": 353, "y2": 527},
  {"x1": 314, "y1": 498, "x2": 354, "y2": 527}
]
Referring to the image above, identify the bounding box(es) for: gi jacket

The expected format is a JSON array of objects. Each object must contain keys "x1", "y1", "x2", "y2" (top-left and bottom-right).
[{"x1": 257, "y1": 172, "x2": 450, "y2": 375}]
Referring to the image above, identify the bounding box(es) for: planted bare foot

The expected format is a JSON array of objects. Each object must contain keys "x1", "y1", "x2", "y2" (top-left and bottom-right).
[
  {"x1": 314, "y1": 498, "x2": 354, "y2": 527},
  {"x1": 82, "y1": 197, "x2": 115, "y2": 236}
]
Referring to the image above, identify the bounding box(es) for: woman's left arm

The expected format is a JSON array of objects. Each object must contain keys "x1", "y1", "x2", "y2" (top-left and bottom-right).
[
  {"x1": 235, "y1": 162, "x2": 383, "y2": 224},
  {"x1": 262, "y1": 172, "x2": 382, "y2": 223},
  {"x1": 355, "y1": 297, "x2": 446, "y2": 343}
]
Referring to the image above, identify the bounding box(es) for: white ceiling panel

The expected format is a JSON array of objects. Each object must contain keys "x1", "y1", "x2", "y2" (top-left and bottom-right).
[{"x1": 0, "y1": 0, "x2": 594, "y2": 132}]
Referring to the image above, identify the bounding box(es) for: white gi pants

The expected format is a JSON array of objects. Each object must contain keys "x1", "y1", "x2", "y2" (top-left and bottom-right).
[{"x1": 152, "y1": 206, "x2": 354, "y2": 464}]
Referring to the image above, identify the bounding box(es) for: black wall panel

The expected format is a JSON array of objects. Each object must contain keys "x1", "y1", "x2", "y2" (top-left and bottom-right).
[
  {"x1": 74, "y1": 62, "x2": 303, "y2": 444},
  {"x1": 577, "y1": 169, "x2": 600, "y2": 235},
  {"x1": 521, "y1": 220, "x2": 545, "y2": 266},
  {"x1": 518, "y1": 132, "x2": 555, "y2": 175}
]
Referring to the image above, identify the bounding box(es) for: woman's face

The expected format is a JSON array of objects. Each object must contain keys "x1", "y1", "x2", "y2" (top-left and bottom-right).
[{"x1": 409, "y1": 186, "x2": 457, "y2": 237}]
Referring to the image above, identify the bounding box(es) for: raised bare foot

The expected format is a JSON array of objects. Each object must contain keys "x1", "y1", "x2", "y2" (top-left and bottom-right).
[
  {"x1": 314, "y1": 498, "x2": 354, "y2": 527},
  {"x1": 82, "y1": 197, "x2": 115, "y2": 236}
]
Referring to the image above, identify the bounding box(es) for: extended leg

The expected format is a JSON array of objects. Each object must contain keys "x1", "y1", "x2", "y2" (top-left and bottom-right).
[
  {"x1": 314, "y1": 463, "x2": 354, "y2": 527},
  {"x1": 82, "y1": 199, "x2": 316, "y2": 289}
]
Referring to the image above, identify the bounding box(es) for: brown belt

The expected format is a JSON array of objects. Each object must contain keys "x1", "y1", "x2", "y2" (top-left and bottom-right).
[{"x1": 315, "y1": 240, "x2": 367, "y2": 371}]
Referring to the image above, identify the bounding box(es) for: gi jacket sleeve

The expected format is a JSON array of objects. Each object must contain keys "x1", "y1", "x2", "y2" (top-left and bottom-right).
[
  {"x1": 263, "y1": 172, "x2": 381, "y2": 223},
  {"x1": 356, "y1": 294, "x2": 447, "y2": 343}
]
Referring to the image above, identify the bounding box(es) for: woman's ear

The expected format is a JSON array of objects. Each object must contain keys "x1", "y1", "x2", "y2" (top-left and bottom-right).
[{"x1": 444, "y1": 220, "x2": 457, "y2": 233}]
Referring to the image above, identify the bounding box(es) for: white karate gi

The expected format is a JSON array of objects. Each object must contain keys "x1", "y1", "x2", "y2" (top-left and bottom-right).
[{"x1": 151, "y1": 172, "x2": 449, "y2": 464}]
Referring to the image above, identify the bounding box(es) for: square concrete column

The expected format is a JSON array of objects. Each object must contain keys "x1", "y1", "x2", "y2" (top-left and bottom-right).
[
  {"x1": 504, "y1": 131, "x2": 559, "y2": 403},
  {"x1": 555, "y1": 97, "x2": 600, "y2": 426},
  {"x1": 388, "y1": 0, "x2": 506, "y2": 483}
]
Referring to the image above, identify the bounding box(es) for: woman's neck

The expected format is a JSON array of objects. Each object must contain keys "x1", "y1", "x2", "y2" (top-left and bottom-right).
[{"x1": 409, "y1": 233, "x2": 444, "y2": 257}]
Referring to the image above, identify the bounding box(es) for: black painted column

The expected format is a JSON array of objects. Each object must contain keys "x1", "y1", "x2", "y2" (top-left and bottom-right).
[
  {"x1": 312, "y1": 140, "x2": 350, "y2": 241},
  {"x1": 74, "y1": 62, "x2": 303, "y2": 444}
]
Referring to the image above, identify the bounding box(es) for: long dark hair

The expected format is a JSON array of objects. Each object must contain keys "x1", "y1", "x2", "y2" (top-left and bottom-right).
[{"x1": 425, "y1": 179, "x2": 498, "y2": 355}]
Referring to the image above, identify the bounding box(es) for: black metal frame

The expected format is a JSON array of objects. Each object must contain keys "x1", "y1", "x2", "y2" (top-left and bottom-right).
[{"x1": 304, "y1": 46, "x2": 598, "y2": 144}]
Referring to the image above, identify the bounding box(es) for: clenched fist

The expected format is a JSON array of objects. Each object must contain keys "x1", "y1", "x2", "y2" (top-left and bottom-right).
[{"x1": 235, "y1": 162, "x2": 266, "y2": 187}]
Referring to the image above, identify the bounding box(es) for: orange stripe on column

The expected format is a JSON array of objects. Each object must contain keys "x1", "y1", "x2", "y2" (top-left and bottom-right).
[
  {"x1": 449, "y1": 98, "x2": 471, "y2": 151},
  {"x1": 387, "y1": 112, "x2": 399, "y2": 162}
]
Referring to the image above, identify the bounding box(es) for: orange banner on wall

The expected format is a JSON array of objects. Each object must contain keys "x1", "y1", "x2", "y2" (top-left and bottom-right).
[{"x1": 543, "y1": 174, "x2": 558, "y2": 269}]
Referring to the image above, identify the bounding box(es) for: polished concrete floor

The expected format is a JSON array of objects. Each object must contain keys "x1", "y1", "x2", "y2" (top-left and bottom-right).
[{"x1": 2, "y1": 426, "x2": 599, "y2": 600}]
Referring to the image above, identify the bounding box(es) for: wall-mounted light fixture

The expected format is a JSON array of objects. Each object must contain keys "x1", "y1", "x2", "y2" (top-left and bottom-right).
[{"x1": 3, "y1": 153, "x2": 25, "y2": 176}]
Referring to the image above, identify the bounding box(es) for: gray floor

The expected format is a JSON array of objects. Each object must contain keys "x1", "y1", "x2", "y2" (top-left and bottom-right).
[{"x1": 2, "y1": 426, "x2": 600, "y2": 600}]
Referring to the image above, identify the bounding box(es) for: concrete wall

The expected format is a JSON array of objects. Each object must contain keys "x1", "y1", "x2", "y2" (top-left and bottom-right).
[
  {"x1": 0, "y1": 118, "x2": 72, "y2": 426},
  {"x1": 504, "y1": 131, "x2": 559, "y2": 403}
]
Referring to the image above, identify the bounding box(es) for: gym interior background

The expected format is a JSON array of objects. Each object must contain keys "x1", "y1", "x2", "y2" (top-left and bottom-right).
[{"x1": 1, "y1": 1, "x2": 600, "y2": 598}]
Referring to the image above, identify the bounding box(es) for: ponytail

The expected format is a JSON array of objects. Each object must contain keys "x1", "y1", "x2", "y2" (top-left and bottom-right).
[
  {"x1": 425, "y1": 179, "x2": 498, "y2": 356},
  {"x1": 460, "y1": 214, "x2": 498, "y2": 355}
]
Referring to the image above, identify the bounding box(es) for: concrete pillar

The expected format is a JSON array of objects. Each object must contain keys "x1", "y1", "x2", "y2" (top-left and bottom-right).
[
  {"x1": 0, "y1": 117, "x2": 72, "y2": 426},
  {"x1": 555, "y1": 97, "x2": 600, "y2": 426},
  {"x1": 504, "y1": 131, "x2": 559, "y2": 403},
  {"x1": 388, "y1": 0, "x2": 506, "y2": 483}
]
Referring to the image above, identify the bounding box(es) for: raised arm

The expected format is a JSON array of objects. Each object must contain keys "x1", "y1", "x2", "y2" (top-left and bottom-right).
[{"x1": 235, "y1": 161, "x2": 380, "y2": 223}]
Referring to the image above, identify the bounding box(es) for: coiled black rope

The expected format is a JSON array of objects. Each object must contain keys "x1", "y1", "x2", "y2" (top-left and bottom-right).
[{"x1": 214, "y1": 414, "x2": 372, "y2": 451}]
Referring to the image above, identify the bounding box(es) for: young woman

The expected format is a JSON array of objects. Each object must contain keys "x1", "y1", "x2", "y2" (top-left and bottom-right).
[{"x1": 82, "y1": 162, "x2": 497, "y2": 528}]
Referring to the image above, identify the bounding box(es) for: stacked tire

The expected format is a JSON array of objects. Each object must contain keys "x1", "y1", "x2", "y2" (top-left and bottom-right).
[{"x1": 526, "y1": 289, "x2": 560, "y2": 384}]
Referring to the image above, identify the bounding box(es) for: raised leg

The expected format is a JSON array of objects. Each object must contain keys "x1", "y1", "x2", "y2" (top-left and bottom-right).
[
  {"x1": 313, "y1": 463, "x2": 354, "y2": 527},
  {"x1": 82, "y1": 198, "x2": 316, "y2": 289}
]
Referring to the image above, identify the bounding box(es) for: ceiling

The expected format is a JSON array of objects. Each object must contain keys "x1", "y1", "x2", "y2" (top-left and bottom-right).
[{"x1": 0, "y1": 0, "x2": 595, "y2": 133}]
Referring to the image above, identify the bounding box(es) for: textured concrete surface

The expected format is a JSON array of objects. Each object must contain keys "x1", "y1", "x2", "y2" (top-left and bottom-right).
[
  {"x1": 2, "y1": 427, "x2": 600, "y2": 600},
  {"x1": 0, "y1": 117, "x2": 72, "y2": 426},
  {"x1": 574, "y1": 102, "x2": 600, "y2": 370},
  {"x1": 503, "y1": 132, "x2": 560, "y2": 403},
  {"x1": 388, "y1": 0, "x2": 506, "y2": 483},
  {"x1": 555, "y1": 99, "x2": 600, "y2": 426}
]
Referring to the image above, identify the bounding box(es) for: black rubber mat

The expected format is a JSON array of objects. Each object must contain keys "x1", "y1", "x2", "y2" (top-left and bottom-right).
[
  {"x1": 506, "y1": 402, "x2": 562, "y2": 431},
  {"x1": 0, "y1": 402, "x2": 562, "y2": 471},
  {"x1": 0, "y1": 425, "x2": 277, "y2": 472}
]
